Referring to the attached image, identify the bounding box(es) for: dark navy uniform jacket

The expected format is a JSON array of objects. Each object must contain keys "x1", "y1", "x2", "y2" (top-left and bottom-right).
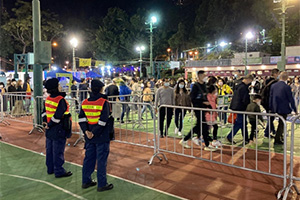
[
  {"x1": 42, "y1": 93, "x2": 68, "y2": 140},
  {"x1": 78, "y1": 93, "x2": 110, "y2": 144}
]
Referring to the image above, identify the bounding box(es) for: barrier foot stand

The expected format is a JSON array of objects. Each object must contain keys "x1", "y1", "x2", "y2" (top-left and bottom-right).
[
  {"x1": 29, "y1": 125, "x2": 44, "y2": 135},
  {"x1": 277, "y1": 188, "x2": 285, "y2": 200},
  {"x1": 283, "y1": 181, "x2": 300, "y2": 200},
  {"x1": 148, "y1": 152, "x2": 168, "y2": 165},
  {"x1": 0, "y1": 119, "x2": 10, "y2": 126},
  {"x1": 132, "y1": 120, "x2": 145, "y2": 129},
  {"x1": 74, "y1": 133, "x2": 84, "y2": 147}
]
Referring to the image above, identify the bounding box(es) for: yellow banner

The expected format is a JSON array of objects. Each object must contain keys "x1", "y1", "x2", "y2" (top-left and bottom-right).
[
  {"x1": 79, "y1": 58, "x2": 92, "y2": 67},
  {"x1": 95, "y1": 60, "x2": 105, "y2": 67}
]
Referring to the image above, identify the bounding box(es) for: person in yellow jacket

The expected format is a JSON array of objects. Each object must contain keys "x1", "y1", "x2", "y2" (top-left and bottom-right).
[
  {"x1": 217, "y1": 78, "x2": 233, "y2": 124},
  {"x1": 217, "y1": 78, "x2": 233, "y2": 96}
]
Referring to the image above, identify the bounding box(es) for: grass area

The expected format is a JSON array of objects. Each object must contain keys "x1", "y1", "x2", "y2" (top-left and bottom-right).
[{"x1": 0, "y1": 142, "x2": 179, "y2": 200}]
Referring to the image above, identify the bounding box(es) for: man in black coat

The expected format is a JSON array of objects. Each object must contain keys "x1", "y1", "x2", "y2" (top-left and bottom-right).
[{"x1": 227, "y1": 74, "x2": 253, "y2": 144}]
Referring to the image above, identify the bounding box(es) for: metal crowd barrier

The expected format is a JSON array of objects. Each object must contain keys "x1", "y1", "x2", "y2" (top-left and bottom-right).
[
  {"x1": 283, "y1": 114, "x2": 300, "y2": 200},
  {"x1": 0, "y1": 93, "x2": 41, "y2": 134},
  {"x1": 149, "y1": 104, "x2": 290, "y2": 199},
  {"x1": 108, "y1": 100, "x2": 158, "y2": 157}
]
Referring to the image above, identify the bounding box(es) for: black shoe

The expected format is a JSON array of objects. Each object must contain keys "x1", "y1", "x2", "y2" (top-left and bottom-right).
[
  {"x1": 82, "y1": 181, "x2": 97, "y2": 189},
  {"x1": 160, "y1": 135, "x2": 164, "y2": 138},
  {"x1": 55, "y1": 171, "x2": 72, "y2": 178},
  {"x1": 47, "y1": 172, "x2": 54, "y2": 175},
  {"x1": 274, "y1": 140, "x2": 284, "y2": 145},
  {"x1": 116, "y1": 118, "x2": 120, "y2": 121},
  {"x1": 207, "y1": 136, "x2": 213, "y2": 142},
  {"x1": 97, "y1": 183, "x2": 113, "y2": 192},
  {"x1": 121, "y1": 121, "x2": 125, "y2": 124},
  {"x1": 227, "y1": 138, "x2": 236, "y2": 144}
]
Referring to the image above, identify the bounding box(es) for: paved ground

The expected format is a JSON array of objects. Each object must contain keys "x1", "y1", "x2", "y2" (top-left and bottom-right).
[{"x1": 0, "y1": 120, "x2": 300, "y2": 200}]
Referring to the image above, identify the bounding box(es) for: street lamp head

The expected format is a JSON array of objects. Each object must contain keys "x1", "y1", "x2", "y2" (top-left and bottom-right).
[
  {"x1": 246, "y1": 32, "x2": 254, "y2": 40},
  {"x1": 220, "y1": 41, "x2": 227, "y2": 47},
  {"x1": 141, "y1": 46, "x2": 145, "y2": 51},
  {"x1": 207, "y1": 44, "x2": 211, "y2": 47},
  {"x1": 52, "y1": 42, "x2": 58, "y2": 47},
  {"x1": 136, "y1": 47, "x2": 141, "y2": 52},
  {"x1": 167, "y1": 48, "x2": 171, "y2": 52},
  {"x1": 70, "y1": 37, "x2": 78, "y2": 48},
  {"x1": 151, "y1": 16, "x2": 157, "y2": 23}
]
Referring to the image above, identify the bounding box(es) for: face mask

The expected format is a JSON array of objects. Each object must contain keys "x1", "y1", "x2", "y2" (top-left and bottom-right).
[
  {"x1": 203, "y1": 77, "x2": 208, "y2": 83},
  {"x1": 214, "y1": 92, "x2": 218, "y2": 96},
  {"x1": 234, "y1": 74, "x2": 238, "y2": 78},
  {"x1": 179, "y1": 84, "x2": 184, "y2": 89},
  {"x1": 277, "y1": 75, "x2": 280, "y2": 80},
  {"x1": 164, "y1": 82, "x2": 170, "y2": 87},
  {"x1": 0, "y1": 85, "x2": 3, "y2": 89},
  {"x1": 218, "y1": 82, "x2": 223, "y2": 86}
]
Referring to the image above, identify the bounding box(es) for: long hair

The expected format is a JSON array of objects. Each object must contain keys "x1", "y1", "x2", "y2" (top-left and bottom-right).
[{"x1": 175, "y1": 79, "x2": 187, "y2": 94}]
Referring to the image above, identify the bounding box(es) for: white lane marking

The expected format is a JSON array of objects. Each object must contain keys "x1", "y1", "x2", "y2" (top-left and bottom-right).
[
  {"x1": 0, "y1": 173, "x2": 87, "y2": 200},
  {"x1": 0, "y1": 141, "x2": 186, "y2": 200}
]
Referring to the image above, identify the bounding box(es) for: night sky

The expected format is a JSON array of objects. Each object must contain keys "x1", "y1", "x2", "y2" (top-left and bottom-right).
[{"x1": 4, "y1": 0, "x2": 177, "y2": 31}]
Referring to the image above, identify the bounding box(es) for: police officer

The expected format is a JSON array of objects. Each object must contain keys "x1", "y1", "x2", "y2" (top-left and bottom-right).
[
  {"x1": 42, "y1": 78, "x2": 72, "y2": 178},
  {"x1": 79, "y1": 79, "x2": 113, "y2": 192}
]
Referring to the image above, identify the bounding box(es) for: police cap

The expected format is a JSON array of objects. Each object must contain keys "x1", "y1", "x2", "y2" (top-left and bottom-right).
[
  {"x1": 91, "y1": 79, "x2": 104, "y2": 89},
  {"x1": 45, "y1": 78, "x2": 59, "y2": 90}
]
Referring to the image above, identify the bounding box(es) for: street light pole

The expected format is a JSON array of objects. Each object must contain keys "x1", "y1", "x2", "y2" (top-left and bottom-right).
[
  {"x1": 148, "y1": 16, "x2": 157, "y2": 77},
  {"x1": 280, "y1": 0, "x2": 286, "y2": 71},
  {"x1": 70, "y1": 37, "x2": 78, "y2": 72},
  {"x1": 136, "y1": 46, "x2": 145, "y2": 78},
  {"x1": 245, "y1": 38, "x2": 248, "y2": 75},
  {"x1": 150, "y1": 22, "x2": 153, "y2": 76},
  {"x1": 139, "y1": 50, "x2": 142, "y2": 78},
  {"x1": 72, "y1": 47, "x2": 76, "y2": 71},
  {"x1": 245, "y1": 32, "x2": 254, "y2": 75}
]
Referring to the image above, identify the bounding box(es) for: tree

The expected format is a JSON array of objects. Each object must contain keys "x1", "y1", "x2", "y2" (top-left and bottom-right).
[
  {"x1": 2, "y1": 0, "x2": 63, "y2": 54},
  {"x1": 168, "y1": 22, "x2": 187, "y2": 60},
  {"x1": 93, "y1": 8, "x2": 149, "y2": 62}
]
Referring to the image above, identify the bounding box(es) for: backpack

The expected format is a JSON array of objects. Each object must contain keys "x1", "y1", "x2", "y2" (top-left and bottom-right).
[{"x1": 261, "y1": 80, "x2": 277, "y2": 111}]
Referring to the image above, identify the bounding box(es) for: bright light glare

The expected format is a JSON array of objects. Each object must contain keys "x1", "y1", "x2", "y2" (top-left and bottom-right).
[
  {"x1": 52, "y1": 66, "x2": 57, "y2": 71},
  {"x1": 207, "y1": 44, "x2": 211, "y2": 47},
  {"x1": 151, "y1": 16, "x2": 157, "y2": 23},
  {"x1": 136, "y1": 46, "x2": 145, "y2": 52},
  {"x1": 217, "y1": 67, "x2": 221, "y2": 70},
  {"x1": 220, "y1": 42, "x2": 227, "y2": 47},
  {"x1": 136, "y1": 47, "x2": 141, "y2": 51},
  {"x1": 261, "y1": 65, "x2": 267, "y2": 69},
  {"x1": 141, "y1": 46, "x2": 145, "y2": 51},
  {"x1": 106, "y1": 65, "x2": 111, "y2": 70},
  {"x1": 70, "y1": 38, "x2": 78, "y2": 48},
  {"x1": 297, "y1": 64, "x2": 300, "y2": 68},
  {"x1": 246, "y1": 32, "x2": 254, "y2": 39}
]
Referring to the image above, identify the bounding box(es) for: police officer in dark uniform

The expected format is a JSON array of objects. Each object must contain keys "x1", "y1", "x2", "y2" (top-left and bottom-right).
[
  {"x1": 42, "y1": 78, "x2": 72, "y2": 178},
  {"x1": 79, "y1": 79, "x2": 113, "y2": 192}
]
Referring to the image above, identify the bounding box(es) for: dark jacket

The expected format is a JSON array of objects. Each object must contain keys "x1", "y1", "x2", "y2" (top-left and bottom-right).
[
  {"x1": 230, "y1": 82, "x2": 250, "y2": 111},
  {"x1": 233, "y1": 78, "x2": 243, "y2": 92},
  {"x1": 246, "y1": 102, "x2": 263, "y2": 122},
  {"x1": 190, "y1": 82, "x2": 208, "y2": 108},
  {"x1": 71, "y1": 85, "x2": 77, "y2": 98},
  {"x1": 269, "y1": 81, "x2": 297, "y2": 115},
  {"x1": 42, "y1": 93, "x2": 68, "y2": 140},
  {"x1": 105, "y1": 84, "x2": 119, "y2": 101},
  {"x1": 78, "y1": 93, "x2": 111, "y2": 144},
  {"x1": 79, "y1": 83, "x2": 88, "y2": 102}
]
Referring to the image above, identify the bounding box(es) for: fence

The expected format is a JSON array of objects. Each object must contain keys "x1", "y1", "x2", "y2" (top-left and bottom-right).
[
  {"x1": 1, "y1": 92, "x2": 300, "y2": 199},
  {"x1": 150, "y1": 104, "x2": 293, "y2": 199}
]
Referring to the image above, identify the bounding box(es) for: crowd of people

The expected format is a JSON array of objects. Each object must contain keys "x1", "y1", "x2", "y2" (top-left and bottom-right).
[{"x1": 1, "y1": 69, "x2": 299, "y2": 151}]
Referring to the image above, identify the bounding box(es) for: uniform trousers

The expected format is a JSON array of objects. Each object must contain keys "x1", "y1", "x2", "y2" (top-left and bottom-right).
[{"x1": 82, "y1": 142, "x2": 110, "y2": 188}]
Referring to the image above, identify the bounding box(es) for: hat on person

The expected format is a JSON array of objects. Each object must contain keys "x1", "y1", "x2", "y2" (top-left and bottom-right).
[
  {"x1": 45, "y1": 78, "x2": 59, "y2": 90},
  {"x1": 244, "y1": 74, "x2": 254, "y2": 80},
  {"x1": 91, "y1": 79, "x2": 104, "y2": 89},
  {"x1": 11, "y1": 79, "x2": 17, "y2": 82}
]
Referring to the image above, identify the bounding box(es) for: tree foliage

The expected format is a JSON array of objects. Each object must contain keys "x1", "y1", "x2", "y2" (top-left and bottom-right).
[{"x1": 2, "y1": 0, "x2": 63, "y2": 54}]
